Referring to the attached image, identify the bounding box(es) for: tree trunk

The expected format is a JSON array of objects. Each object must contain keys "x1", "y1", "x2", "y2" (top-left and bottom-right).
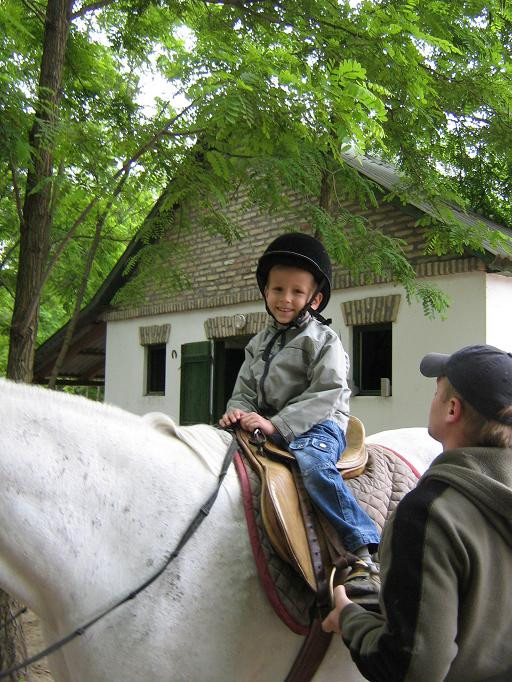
[
  {"x1": 48, "y1": 217, "x2": 104, "y2": 388},
  {"x1": 6, "y1": 0, "x2": 72, "y2": 383},
  {"x1": 48, "y1": 165, "x2": 132, "y2": 388},
  {"x1": 3, "y1": 1, "x2": 72, "y2": 678}
]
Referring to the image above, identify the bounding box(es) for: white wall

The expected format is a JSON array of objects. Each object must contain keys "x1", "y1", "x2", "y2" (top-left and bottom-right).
[
  {"x1": 106, "y1": 270, "x2": 512, "y2": 436},
  {"x1": 105, "y1": 301, "x2": 262, "y2": 419},
  {"x1": 331, "y1": 271, "x2": 488, "y2": 434},
  {"x1": 485, "y1": 273, "x2": 512, "y2": 351}
]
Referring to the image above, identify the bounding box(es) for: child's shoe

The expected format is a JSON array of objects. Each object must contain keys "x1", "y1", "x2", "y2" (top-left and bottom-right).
[{"x1": 343, "y1": 559, "x2": 380, "y2": 610}]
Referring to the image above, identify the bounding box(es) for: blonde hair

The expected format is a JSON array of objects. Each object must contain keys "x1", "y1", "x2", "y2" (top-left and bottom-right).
[{"x1": 442, "y1": 380, "x2": 512, "y2": 448}]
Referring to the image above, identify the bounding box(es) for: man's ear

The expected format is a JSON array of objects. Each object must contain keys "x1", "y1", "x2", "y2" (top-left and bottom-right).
[
  {"x1": 446, "y1": 396, "x2": 463, "y2": 424},
  {"x1": 310, "y1": 291, "x2": 323, "y2": 311}
]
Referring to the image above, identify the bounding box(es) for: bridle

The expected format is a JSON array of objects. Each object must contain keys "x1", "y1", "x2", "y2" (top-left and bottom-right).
[{"x1": 0, "y1": 434, "x2": 238, "y2": 680}]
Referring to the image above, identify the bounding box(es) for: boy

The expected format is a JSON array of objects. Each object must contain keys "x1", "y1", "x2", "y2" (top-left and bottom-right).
[{"x1": 219, "y1": 232, "x2": 380, "y2": 597}]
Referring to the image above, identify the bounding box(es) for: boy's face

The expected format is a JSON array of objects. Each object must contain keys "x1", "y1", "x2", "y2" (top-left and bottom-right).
[{"x1": 264, "y1": 265, "x2": 323, "y2": 324}]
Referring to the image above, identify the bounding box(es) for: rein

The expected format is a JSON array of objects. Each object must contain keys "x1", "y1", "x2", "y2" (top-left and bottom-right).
[{"x1": 0, "y1": 433, "x2": 238, "y2": 681}]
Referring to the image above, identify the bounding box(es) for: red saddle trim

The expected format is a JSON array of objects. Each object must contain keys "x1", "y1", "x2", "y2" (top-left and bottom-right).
[{"x1": 234, "y1": 451, "x2": 310, "y2": 636}]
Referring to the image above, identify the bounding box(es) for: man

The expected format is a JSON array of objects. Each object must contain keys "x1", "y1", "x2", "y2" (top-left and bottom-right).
[{"x1": 322, "y1": 344, "x2": 512, "y2": 682}]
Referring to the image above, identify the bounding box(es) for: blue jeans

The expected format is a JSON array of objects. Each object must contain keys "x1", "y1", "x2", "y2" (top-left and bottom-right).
[{"x1": 288, "y1": 420, "x2": 380, "y2": 553}]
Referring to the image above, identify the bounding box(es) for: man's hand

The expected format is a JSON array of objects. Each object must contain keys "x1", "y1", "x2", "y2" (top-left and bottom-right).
[
  {"x1": 239, "y1": 412, "x2": 277, "y2": 436},
  {"x1": 219, "y1": 409, "x2": 247, "y2": 428},
  {"x1": 321, "y1": 585, "x2": 353, "y2": 635}
]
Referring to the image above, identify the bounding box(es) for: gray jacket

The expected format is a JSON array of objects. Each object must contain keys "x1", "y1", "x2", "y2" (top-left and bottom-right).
[
  {"x1": 227, "y1": 315, "x2": 350, "y2": 442},
  {"x1": 340, "y1": 446, "x2": 512, "y2": 682}
]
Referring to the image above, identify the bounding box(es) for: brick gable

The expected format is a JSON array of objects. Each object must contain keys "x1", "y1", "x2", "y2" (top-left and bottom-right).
[{"x1": 105, "y1": 190, "x2": 486, "y2": 322}]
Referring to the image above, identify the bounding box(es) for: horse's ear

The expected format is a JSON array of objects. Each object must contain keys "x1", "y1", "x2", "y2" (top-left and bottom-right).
[{"x1": 142, "y1": 412, "x2": 179, "y2": 437}]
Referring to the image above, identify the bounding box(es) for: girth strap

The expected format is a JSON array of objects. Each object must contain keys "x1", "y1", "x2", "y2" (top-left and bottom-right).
[
  {"x1": 286, "y1": 463, "x2": 336, "y2": 682},
  {"x1": 235, "y1": 427, "x2": 341, "y2": 682},
  {"x1": 284, "y1": 618, "x2": 333, "y2": 682}
]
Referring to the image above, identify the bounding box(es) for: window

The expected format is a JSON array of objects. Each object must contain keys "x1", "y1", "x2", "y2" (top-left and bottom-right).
[
  {"x1": 353, "y1": 323, "x2": 392, "y2": 396},
  {"x1": 342, "y1": 295, "x2": 399, "y2": 397},
  {"x1": 139, "y1": 324, "x2": 170, "y2": 396},
  {"x1": 146, "y1": 344, "x2": 166, "y2": 395}
]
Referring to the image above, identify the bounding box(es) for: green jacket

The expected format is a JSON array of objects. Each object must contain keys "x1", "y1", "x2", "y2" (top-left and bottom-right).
[
  {"x1": 227, "y1": 315, "x2": 350, "y2": 442},
  {"x1": 340, "y1": 446, "x2": 512, "y2": 682}
]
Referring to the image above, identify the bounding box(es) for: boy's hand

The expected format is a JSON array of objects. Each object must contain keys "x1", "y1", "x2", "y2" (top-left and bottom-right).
[
  {"x1": 321, "y1": 585, "x2": 352, "y2": 634},
  {"x1": 219, "y1": 409, "x2": 246, "y2": 428},
  {"x1": 239, "y1": 412, "x2": 277, "y2": 436}
]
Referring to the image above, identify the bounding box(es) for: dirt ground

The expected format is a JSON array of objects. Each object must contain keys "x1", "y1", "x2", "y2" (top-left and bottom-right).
[{"x1": 19, "y1": 610, "x2": 54, "y2": 682}]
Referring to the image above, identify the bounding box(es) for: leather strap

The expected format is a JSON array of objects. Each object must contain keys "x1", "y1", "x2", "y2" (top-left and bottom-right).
[
  {"x1": 238, "y1": 429, "x2": 338, "y2": 682},
  {"x1": 285, "y1": 473, "x2": 336, "y2": 682},
  {"x1": 0, "y1": 435, "x2": 239, "y2": 681},
  {"x1": 291, "y1": 464, "x2": 332, "y2": 618},
  {"x1": 284, "y1": 618, "x2": 333, "y2": 682}
]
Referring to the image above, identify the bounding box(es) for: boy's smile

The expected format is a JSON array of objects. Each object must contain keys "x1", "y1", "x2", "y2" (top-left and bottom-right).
[{"x1": 264, "y1": 265, "x2": 323, "y2": 324}]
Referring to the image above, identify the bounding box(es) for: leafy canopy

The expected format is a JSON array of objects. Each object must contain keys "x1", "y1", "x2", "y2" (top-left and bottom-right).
[{"x1": 1, "y1": 0, "x2": 511, "y2": 372}]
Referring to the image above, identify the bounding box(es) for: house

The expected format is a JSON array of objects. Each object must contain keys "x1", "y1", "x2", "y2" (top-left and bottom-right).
[{"x1": 34, "y1": 155, "x2": 512, "y2": 435}]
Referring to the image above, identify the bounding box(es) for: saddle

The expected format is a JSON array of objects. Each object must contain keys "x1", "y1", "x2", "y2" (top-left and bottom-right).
[
  {"x1": 235, "y1": 416, "x2": 367, "y2": 592},
  {"x1": 234, "y1": 422, "x2": 419, "y2": 682}
]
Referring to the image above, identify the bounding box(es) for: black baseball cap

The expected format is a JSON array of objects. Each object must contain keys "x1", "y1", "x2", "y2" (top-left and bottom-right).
[{"x1": 420, "y1": 344, "x2": 512, "y2": 425}]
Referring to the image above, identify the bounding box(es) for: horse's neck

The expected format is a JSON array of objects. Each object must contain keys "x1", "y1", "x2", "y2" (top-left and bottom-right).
[
  {"x1": 0, "y1": 383, "x2": 226, "y2": 621},
  {"x1": 366, "y1": 427, "x2": 440, "y2": 475}
]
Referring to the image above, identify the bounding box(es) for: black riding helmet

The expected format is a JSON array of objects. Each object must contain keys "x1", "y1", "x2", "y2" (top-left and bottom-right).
[{"x1": 256, "y1": 232, "x2": 332, "y2": 315}]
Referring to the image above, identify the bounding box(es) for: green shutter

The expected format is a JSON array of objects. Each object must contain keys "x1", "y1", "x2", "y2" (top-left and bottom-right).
[
  {"x1": 212, "y1": 340, "x2": 226, "y2": 425},
  {"x1": 180, "y1": 341, "x2": 212, "y2": 425}
]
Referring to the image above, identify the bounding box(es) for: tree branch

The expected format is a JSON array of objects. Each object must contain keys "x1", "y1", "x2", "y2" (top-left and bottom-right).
[
  {"x1": 9, "y1": 158, "x2": 24, "y2": 230},
  {"x1": 0, "y1": 238, "x2": 20, "y2": 271},
  {"x1": 162, "y1": 128, "x2": 207, "y2": 137},
  {"x1": 48, "y1": 164, "x2": 133, "y2": 388},
  {"x1": 202, "y1": 0, "x2": 365, "y2": 39},
  {"x1": 48, "y1": 208, "x2": 107, "y2": 388},
  {"x1": 22, "y1": 102, "x2": 199, "y2": 327},
  {"x1": 0, "y1": 279, "x2": 15, "y2": 298},
  {"x1": 70, "y1": 0, "x2": 115, "y2": 19},
  {"x1": 21, "y1": 0, "x2": 45, "y2": 23},
  {"x1": 21, "y1": 197, "x2": 101, "y2": 332},
  {"x1": 51, "y1": 232, "x2": 130, "y2": 243},
  {"x1": 210, "y1": 146, "x2": 256, "y2": 159},
  {"x1": 116, "y1": 98, "x2": 201, "y2": 176}
]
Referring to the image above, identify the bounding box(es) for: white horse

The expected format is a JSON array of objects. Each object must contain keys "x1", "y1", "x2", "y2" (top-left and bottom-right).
[{"x1": 0, "y1": 379, "x2": 440, "y2": 682}]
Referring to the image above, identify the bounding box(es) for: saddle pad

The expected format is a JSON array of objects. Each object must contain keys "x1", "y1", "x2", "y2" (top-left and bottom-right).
[
  {"x1": 234, "y1": 451, "x2": 315, "y2": 635},
  {"x1": 234, "y1": 443, "x2": 419, "y2": 634},
  {"x1": 345, "y1": 443, "x2": 419, "y2": 533}
]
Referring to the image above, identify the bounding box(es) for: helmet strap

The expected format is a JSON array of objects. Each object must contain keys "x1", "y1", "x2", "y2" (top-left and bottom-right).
[
  {"x1": 310, "y1": 308, "x2": 332, "y2": 326},
  {"x1": 299, "y1": 278, "x2": 331, "y2": 326}
]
